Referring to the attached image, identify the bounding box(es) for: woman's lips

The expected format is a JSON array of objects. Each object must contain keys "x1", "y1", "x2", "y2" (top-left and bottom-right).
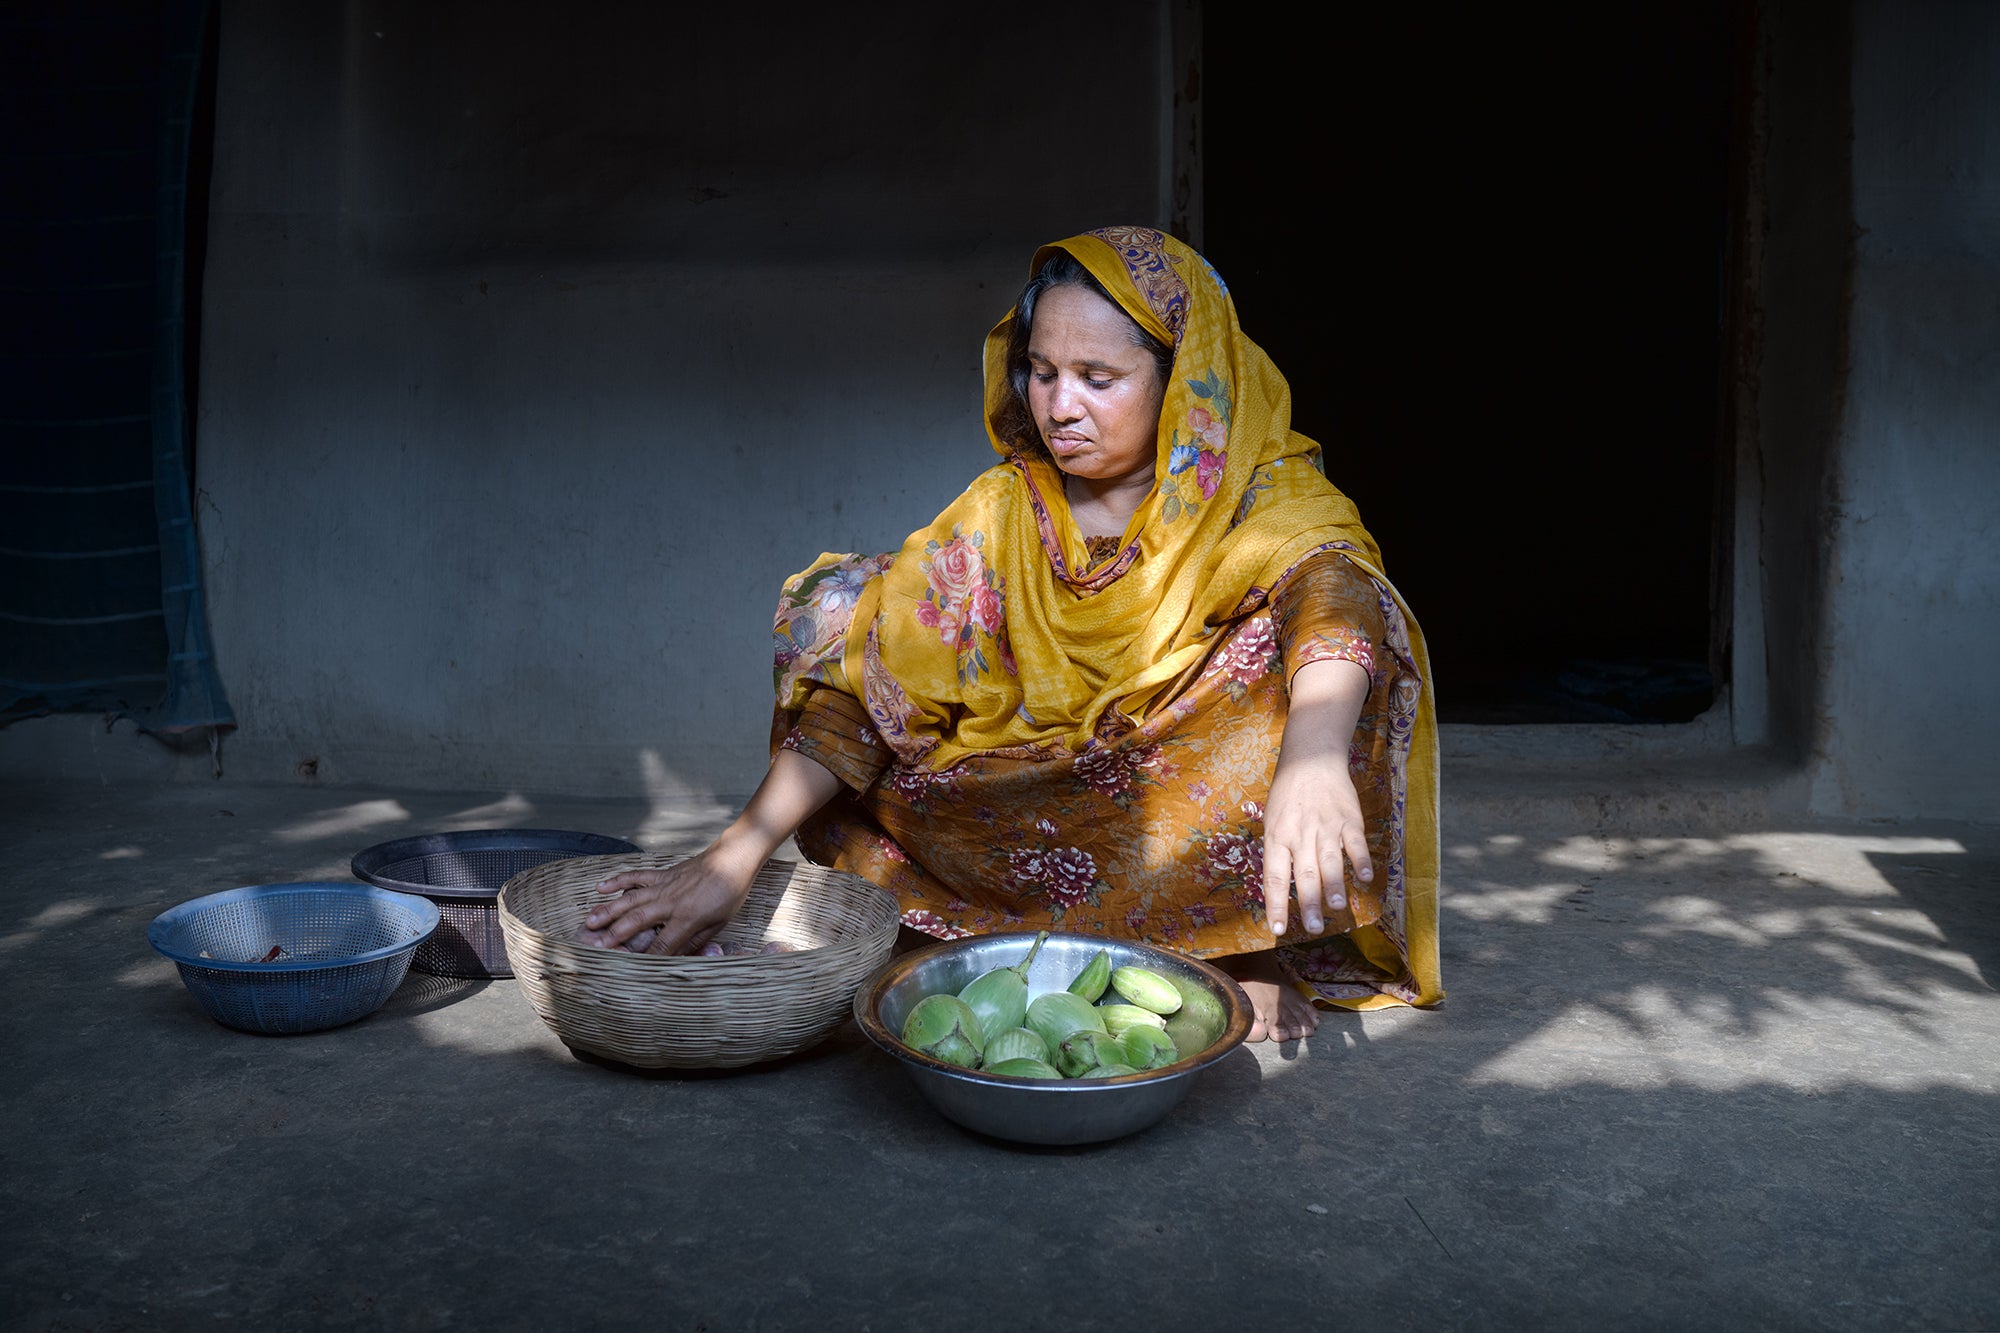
[{"x1": 1048, "y1": 434, "x2": 1089, "y2": 455}]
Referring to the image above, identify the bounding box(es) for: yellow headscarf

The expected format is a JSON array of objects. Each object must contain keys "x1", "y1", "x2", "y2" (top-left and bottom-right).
[{"x1": 817, "y1": 226, "x2": 1421, "y2": 773}]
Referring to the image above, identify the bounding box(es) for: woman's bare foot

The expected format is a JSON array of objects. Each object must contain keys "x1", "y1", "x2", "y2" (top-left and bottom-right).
[{"x1": 1224, "y1": 950, "x2": 1320, "y2": 1042}]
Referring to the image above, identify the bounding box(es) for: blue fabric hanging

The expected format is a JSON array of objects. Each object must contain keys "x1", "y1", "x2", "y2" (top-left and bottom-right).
[{"x1": 0, "y1": 0, "x2": 232, "y2": 738}]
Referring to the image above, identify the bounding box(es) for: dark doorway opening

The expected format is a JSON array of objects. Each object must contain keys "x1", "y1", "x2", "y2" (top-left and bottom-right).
[{"x1": 1202, "y1": 3, "x2": 1737, "y2": 724}]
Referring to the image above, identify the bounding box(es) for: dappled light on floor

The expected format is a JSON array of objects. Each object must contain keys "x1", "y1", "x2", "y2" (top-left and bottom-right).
[
  {"x1": 0, "y1": 897, "x2": 106, "y2": 954},
  {"x1": 116, "y1": 956, "x2": 171, "y2": 987},
  {"x1": 1252, "y1": 1015, "x2": 1401, "y2": 1076},
  {"x1": 270, "y1": 798, "x2": 412, "y2": 843},
  {"x1": 1448, "y1": 831, "x2": 1988, "y2": 1093},
  {"x1": 434, "y1": 791, "x2": 537, "y2": 829}
]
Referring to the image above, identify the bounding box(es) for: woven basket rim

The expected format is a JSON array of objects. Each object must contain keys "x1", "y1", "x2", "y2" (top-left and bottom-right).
[{"x1": 497, "y1": 853, "x2": 896, "y2": 957}]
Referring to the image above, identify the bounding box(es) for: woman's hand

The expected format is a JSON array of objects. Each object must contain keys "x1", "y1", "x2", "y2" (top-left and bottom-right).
[
  {"x1": 1263, "y1": 657, "x2": 1373, "y2": 937},
  {"x1": 579, "y1": 747, "x2": 846, "y2": 956},
  {"x1": 580, "y1": 841, "x2": 763, "y2": 957}
]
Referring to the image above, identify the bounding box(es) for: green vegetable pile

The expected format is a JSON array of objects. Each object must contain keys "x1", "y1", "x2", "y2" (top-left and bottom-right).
[{"x1": 896, "y1": 931, "x2": 1229, "y2": 1080}]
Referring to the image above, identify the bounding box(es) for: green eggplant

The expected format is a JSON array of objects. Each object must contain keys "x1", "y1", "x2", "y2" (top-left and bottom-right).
[
  {"x1": 1163, "y1": 1011, "x2": 1213, "y2": 1062},
  {"x1": 1166, "y1": 973, "x2": 1228, "y2": 1043},
  {"x1": 1067, "y1": 947, "x2": 1112, "y2": 1002},
  {"x1": 1025, "y1": 990, "x2": 1107, "y2": 1058},
  {"x1": 1110, "y1": 965, "x2": 1184, "y2": 1015},
  {"x1": 900, "y1": 992, "x2": 984, "y2": 1068},
  {"x1": 1117, "y1": 1025, "x2": 1178, "y2": 1070},
  {"x1": 957, "y1": 930, "x2": 1050, "y2": 1044},
  {"x1": 1081, "y1": 1062, "x2": 1142, "y2": 1079},
  {"x1": 983, "y1": 1057, "x2": 1063, "y2": 1080},
  {"x1": 982, "y1": 1026, "x2": 1051, "y2": 1066},
  {"x1": 1055, "y1": 1029, "x2": 1126, "y2": 1078},
  {"x1": 1097, "y1": 1003, "x2": 1169, "y2": 1036}
]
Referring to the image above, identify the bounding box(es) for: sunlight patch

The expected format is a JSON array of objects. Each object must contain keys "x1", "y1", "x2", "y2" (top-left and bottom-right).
[
  {"x1": 1445, "y1": 882, "x2": 1572, "y2": 925},
  {"x1": 1468, "y1": 991, "x2": 1997, "y2": 1093},
  {"x1": 409, "y1": 1010, "x2": 568, "y2": 1057},
  {"x1": 116, "y1": 958, "x2": 175, "y2": 986},
  {"x1": 272, "y1": 799, "x2": 412, "y2": 844},
  {"x1": 27, "y1": 900, "x2": 101, "y2": 928},
  {"x1": 440, "y1": 791, "x2": 536, "y2": 829},
  {"x1": 1723, "y1": 832, "x2": 1965, "y2": 895}
]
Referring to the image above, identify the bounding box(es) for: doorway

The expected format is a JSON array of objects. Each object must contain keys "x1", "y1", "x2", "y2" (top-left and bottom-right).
[{"x1": 1201, "y1": 3, "x2": 1738, "y2": 724}]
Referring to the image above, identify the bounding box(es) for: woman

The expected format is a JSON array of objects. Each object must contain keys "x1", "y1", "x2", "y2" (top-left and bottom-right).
[{"x1": 582, "y1": 226, "x2": 1441, "y2": 1040}]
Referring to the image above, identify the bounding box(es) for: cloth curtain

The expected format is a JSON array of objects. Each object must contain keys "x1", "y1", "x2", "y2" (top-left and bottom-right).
[{"x1": 0, "y1": 0, "x2": 232, "y2": 739}]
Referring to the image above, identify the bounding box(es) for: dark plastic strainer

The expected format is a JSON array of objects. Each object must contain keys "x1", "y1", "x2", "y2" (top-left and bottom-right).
[{"x1": 350, "y1": 828, "x2": 641, "y2": 978}]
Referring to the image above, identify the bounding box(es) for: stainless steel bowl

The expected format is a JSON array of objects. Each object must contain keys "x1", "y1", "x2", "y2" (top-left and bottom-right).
[{"x1": 853, "y1": 930, "x2": 1254, "y2": 1146}]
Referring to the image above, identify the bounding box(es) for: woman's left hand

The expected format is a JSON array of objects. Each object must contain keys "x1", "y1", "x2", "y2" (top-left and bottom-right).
[{"x1": 1263, "y1": 657, "x2": 1373, "y2": 937}]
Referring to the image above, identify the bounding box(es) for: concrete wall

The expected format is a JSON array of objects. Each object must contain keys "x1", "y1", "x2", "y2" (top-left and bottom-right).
[
  {"x1": 9, "y1": 1, "x2": 1995, "y2": 826},
  {"x1": 76, "y1": 0, "x2": 1175, "y2": 800},
  {"x1": 1805, "y1": 0, "x2": 2000, "y2": 819}
]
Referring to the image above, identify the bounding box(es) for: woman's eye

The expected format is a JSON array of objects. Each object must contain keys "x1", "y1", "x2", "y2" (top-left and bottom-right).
[
  {"x1": 1085, "y1": 377, "x2": 1113, "y2": 390},
  {"x1": 1032, "y1": 370, "x2": 1056, "y2": 384}
]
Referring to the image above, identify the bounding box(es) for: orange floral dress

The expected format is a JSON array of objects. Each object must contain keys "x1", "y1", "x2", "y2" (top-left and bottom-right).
[{"x1": 772, "y1": 544, "x2": 1431, "y2": 1008}]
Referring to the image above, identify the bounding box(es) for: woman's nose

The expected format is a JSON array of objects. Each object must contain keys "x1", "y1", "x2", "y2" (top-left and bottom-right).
[{"x1": 1047, "y1": 376, "x2": 1082, "y2": 421}]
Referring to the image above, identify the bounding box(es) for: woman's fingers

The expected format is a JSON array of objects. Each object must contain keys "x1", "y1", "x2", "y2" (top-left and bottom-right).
[
  {"x1": 644, "y1": 910, "x2": 724, "y2": 959},
  {"x1": 1264, "y1": 830, "x2": 1335, "y2": 935},
  {"x1": 1263, "y1": 841, "x2": 1293, "y2": 935},
  {"x1": 583, "y1": 859, "x2": 748, "y2": 956},
  {"x1": 1343, "y1": 821, "x2": 1374, "y2": 888},
  {"x1": 593, "y1": 869, "x2": 656, "y2": 897},
  {"x1": 654, "y1": 923, "x2": 721, "y2": 958},
  {"x1": 580, "y1": 868, "x2": 684, "y2": 947},
  {"x1": 1264, "y1": 818, "x2": 1368, "y2": 938},
  {"x1": 1292, "y1": 837, "x2": 1326, "y2": 934}
]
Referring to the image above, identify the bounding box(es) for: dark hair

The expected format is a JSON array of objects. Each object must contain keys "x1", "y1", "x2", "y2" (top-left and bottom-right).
[{"x1": 989, "y1": 251, "x2": 1176, "y2": 457}]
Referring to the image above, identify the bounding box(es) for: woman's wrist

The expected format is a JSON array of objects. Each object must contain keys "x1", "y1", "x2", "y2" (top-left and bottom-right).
[{"x1": 707, "y1": 820, "x2": 783, "y2": 879}]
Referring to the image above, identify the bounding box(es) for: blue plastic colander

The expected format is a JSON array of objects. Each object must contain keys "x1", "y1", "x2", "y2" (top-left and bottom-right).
[{"x1": 148, "y1": 882, "x2": 441, "y2": 1034}]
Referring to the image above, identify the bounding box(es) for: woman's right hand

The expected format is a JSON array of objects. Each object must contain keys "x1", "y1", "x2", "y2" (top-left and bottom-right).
[
  {"x1": 578, "y1": 841, "x2": 763, "y2": 957},
  {"x1": 577, "y1": 747, "x2": 848, "y2": 956}
]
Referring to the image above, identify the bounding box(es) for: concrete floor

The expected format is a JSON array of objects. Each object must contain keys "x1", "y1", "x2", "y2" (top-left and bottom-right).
[{"x1": 2, "y1": 760, "x2": 1996, "y2": 1331}]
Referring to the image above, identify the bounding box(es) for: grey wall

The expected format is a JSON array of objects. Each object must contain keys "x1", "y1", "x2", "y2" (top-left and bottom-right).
[
  {"x1": 1803, "y1": 0, "x2": 2000, "y2": 818},
  {"x1": 8, "y1": 1, "x2": 1995, "y2": 826},
  {"x1": 175, "y1": 1, "x2": 1173, "y2": 800}
]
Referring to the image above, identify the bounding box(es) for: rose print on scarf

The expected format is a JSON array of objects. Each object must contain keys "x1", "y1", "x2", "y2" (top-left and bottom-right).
[
  {"x1": 913, "y1": 525, "x2": 1016, "y2": 685},
  {"x1": 1160, "y1": 369, "x2": 1233, "y2": 522}
]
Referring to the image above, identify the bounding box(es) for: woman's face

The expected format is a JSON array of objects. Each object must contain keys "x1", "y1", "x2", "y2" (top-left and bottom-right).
[{"x1": 1026, "y1": 284, "x2": 1167, "y2": 490}]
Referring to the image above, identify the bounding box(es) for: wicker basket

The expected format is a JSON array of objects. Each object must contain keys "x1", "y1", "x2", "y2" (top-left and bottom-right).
[{"x1": 497, "y1": 853, "x2": 900, "y2": 1069}]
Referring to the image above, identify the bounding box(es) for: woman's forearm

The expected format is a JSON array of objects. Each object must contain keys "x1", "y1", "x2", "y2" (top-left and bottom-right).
[
  {"x1": 709, "y1": 748, "x2": 845, "y2": 870},
  {"x1": 1278, "y1": 657, "x2": 1371, "y2": 764},
  {"x1": 1262, "y1": 655, "x2": 1375, "y2": 933}
]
